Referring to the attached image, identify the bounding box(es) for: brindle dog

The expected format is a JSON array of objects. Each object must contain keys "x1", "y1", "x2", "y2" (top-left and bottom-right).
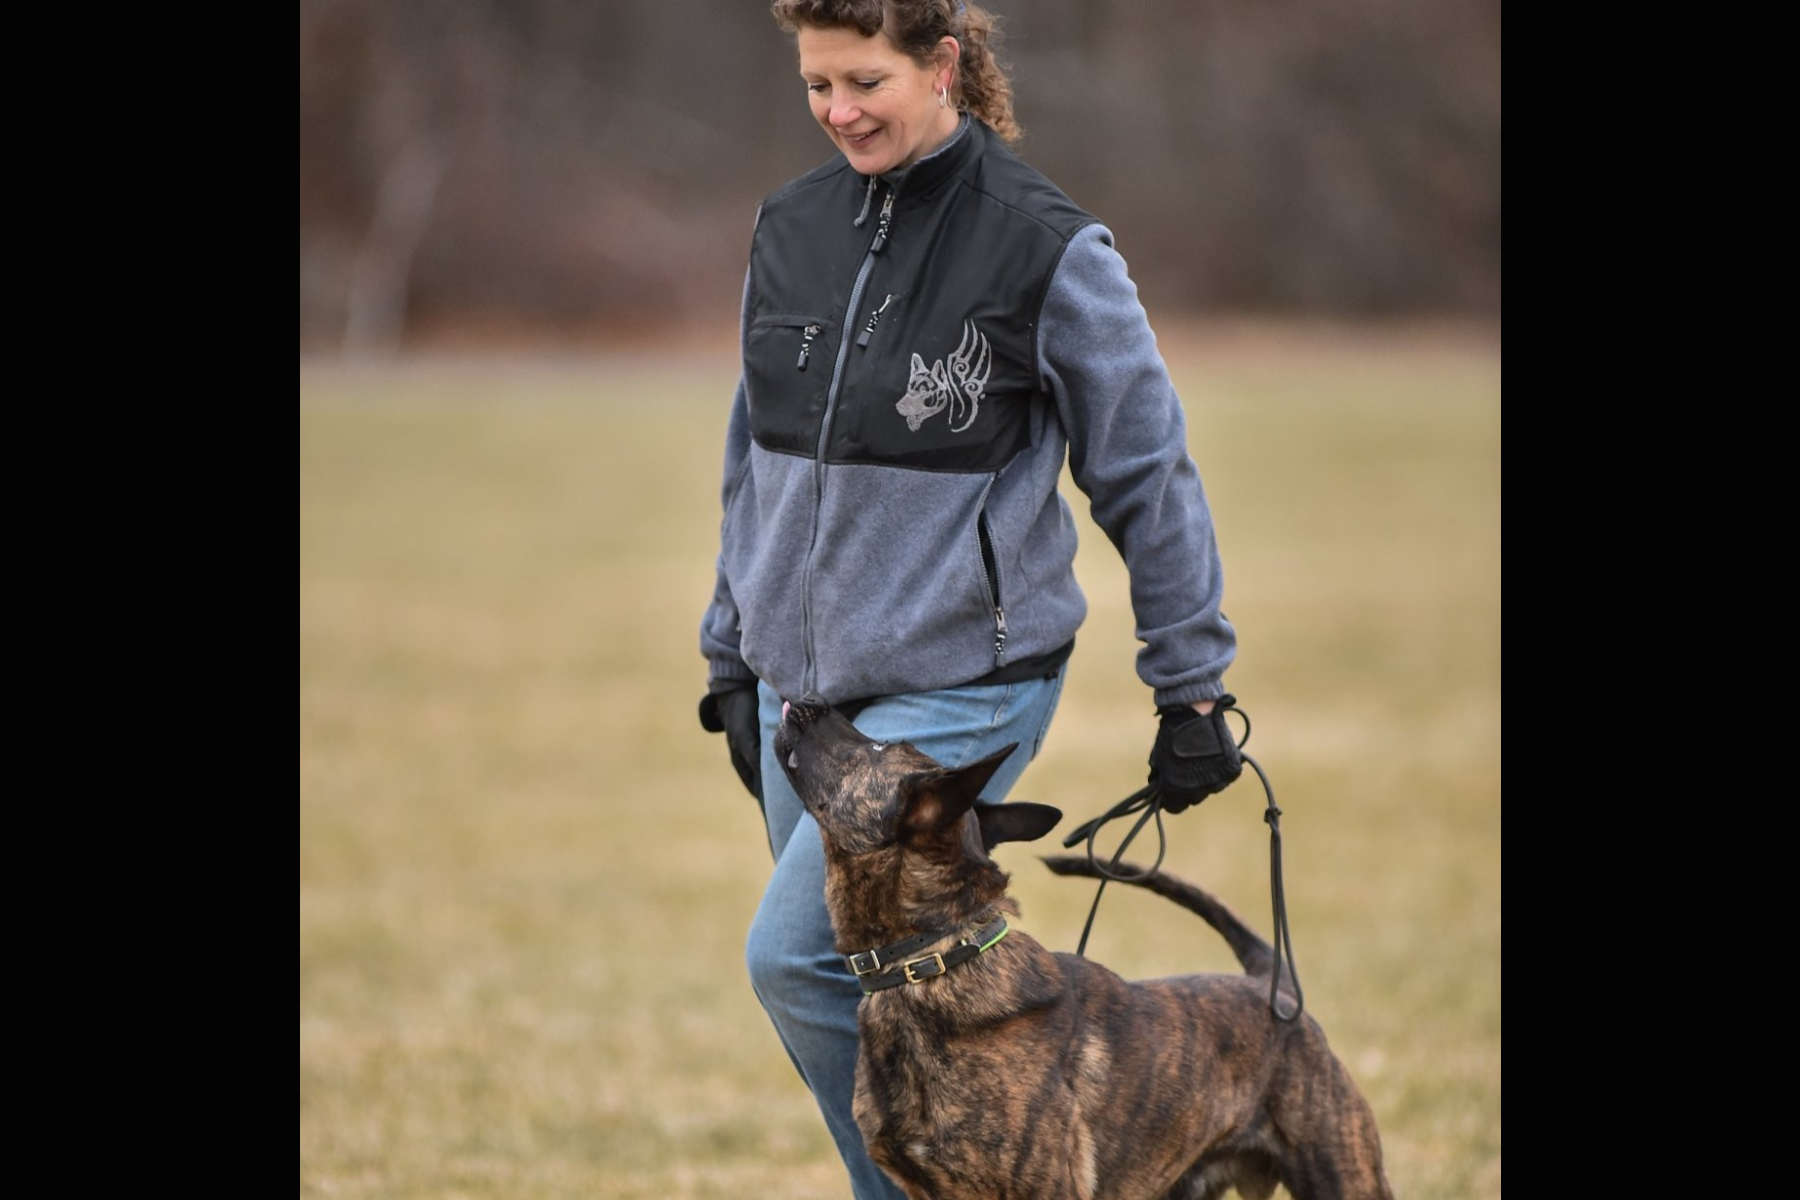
[{"x1": 773, "y1": 698, "x2": 1393, "y2": 1200}]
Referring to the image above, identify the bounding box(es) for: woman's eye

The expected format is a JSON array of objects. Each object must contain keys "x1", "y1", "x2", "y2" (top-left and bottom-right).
[
  {"x1": 806, "y1": 82, "x2": 828, "y2": 95},
  {"x1": 856, "y1": 79, "x2": 880, "y2": 90}
]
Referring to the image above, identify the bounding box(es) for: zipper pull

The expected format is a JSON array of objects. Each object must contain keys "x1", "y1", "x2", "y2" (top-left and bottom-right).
[
  {"x1": 870, "y1": 191, "x2": 895, "y2": 254},
  {"x1": 796, "y1": 323, "x2": 822, "y2": 371},
  {"x1": 993, "y1": 605, "x2": 1008, "y2": 661},
  {"x1": 856, "y1": 294, "x2": 896, "y2": 348}
]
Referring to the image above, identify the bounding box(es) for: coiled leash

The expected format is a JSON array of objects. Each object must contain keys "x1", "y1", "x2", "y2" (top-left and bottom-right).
[{"x1": 1060, "y1": 700, "x2": 1305, "y2": 1022}]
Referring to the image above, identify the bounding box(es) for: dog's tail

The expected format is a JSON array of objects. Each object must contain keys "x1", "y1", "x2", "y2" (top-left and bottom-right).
[{"x1": 1038, "y1": 855, "x2": 1275, "y2": 979}]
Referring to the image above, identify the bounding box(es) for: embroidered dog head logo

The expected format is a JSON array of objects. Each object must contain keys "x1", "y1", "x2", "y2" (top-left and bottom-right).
[{"x1": 897, "y1": 321, "x2": 991, "y2": 433}]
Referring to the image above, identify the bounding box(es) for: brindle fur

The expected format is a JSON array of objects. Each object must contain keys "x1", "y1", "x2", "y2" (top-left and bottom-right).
[{"x1": 774, "y1": 699, "x2": 1394, "y2": 1200}]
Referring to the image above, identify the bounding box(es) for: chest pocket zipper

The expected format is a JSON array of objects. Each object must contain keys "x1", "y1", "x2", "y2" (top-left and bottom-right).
[
  {"x1": 750, "y1": 313, "x2": 833, "y2": 374},
  {"x1": 796, "y1": 323, "x2": 823, "y2": 370},
  {"x1": 857, "y1": 294, "x2": 896, "y2": 349}
]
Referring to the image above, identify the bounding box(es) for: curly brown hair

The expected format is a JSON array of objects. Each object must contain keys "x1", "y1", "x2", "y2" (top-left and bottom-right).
[{"x1": 770, "y1": 0, "x2": 1021, "y2": 144}]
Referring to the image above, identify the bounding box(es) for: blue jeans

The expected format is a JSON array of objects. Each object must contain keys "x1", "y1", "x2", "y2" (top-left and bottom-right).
[{"x1": 745, "y1": 674, "x2": 1066, "y2": 1200}]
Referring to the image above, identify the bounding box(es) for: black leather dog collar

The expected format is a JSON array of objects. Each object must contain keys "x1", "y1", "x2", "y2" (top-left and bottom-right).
[{"x1": 845, "y1": 915, "x2": 1011, "y2": 993}]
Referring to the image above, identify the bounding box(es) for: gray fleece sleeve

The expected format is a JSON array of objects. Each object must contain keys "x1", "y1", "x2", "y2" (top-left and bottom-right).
[
  {"x1": 698, "y1": 268, "x2": 758, "y2": 689},
  {"x1": 1037, "y1": 224, "x2": 1236, "y2": 707}
]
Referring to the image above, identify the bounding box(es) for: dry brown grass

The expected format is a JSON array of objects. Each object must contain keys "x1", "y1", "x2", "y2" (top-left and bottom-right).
[{"x1": 300, "y1": 320, "x2": 1499, "y2": 1199}]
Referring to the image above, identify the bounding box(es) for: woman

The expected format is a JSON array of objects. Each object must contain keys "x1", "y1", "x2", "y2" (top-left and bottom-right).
[{"x1": 698, "y1": 3, "x2": 1243, "y2": 1195}]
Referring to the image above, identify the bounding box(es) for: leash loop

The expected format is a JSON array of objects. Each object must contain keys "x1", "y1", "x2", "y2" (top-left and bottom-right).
[
  {"x1": 1063, "y1": 785, "x2": 1166, "y2": 958},
  {"x1": 1243, "y1": 752, "x2": 1303, "y2": 1022}
]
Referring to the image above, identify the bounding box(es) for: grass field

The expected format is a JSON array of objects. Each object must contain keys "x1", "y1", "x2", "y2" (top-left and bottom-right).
[{"x1": 299, "y1": 321, "x2": 1500, "y2": 1199}]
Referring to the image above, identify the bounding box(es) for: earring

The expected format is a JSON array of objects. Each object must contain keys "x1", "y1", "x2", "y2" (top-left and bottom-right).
[{"x1": 938, "y1": 86, "x2": 949, "y2": 109}]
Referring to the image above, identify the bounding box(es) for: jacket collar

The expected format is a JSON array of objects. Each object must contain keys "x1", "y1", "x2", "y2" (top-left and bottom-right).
[{"x1": 849, "y1": 114, "x2": 979, "y2": 215}]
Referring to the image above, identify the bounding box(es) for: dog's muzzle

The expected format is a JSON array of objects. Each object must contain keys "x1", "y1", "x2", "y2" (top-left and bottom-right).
[{"x1": 773, "y1": 696, "x2": 831, "y2": 766}]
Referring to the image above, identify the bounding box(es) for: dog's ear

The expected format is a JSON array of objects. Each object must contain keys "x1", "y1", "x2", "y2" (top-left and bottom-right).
[
  {"x1": 975, "y1": 801, "x2": 1063, "y2": 850},
  {"x1": 899, "y1": 744, "x2": 1019, "y2": 834}
]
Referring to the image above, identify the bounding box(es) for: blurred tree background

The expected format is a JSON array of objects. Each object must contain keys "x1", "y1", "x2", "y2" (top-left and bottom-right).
[{"x1": 298, "y1": 0, "x2": 1500, "y2": 354}]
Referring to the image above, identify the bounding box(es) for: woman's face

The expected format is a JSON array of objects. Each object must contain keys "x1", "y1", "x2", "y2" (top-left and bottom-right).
[{"x1": 797, "y1": 25, "x2": 958, "y2": 177}]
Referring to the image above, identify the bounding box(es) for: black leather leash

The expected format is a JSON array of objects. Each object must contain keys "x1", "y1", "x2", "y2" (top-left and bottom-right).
[{"x1": 1060, "y1": 706, "x2": 1305, "y2": 1022}]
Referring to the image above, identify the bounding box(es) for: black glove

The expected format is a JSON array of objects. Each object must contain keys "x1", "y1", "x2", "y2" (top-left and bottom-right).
[
  {"x1": 699, "y1": 684, "x2": 763, "y2": 806},
  {"x1": 1148, "y1": 695, "x2": 1243, "y2": 813}
]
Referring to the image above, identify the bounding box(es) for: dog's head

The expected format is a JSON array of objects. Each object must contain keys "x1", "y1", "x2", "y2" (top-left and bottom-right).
[{"x1": 773, "y1": 698, "x2": 1062, "y2": 940}]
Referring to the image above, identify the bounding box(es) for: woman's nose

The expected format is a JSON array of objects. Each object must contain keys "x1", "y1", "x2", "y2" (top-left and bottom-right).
[{"x1": 829, "y1": 98, "x2": 860, "y2": 127}]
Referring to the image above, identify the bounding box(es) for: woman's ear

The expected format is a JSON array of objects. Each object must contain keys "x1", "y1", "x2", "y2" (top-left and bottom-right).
[{"x1": 937, "y1": 36, "x2": 961, "y2": 91}]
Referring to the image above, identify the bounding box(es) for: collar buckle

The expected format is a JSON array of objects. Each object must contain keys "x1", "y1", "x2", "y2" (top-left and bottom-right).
[{"x1": 902, "y1": 953, "x2": 948, "y2": 984}]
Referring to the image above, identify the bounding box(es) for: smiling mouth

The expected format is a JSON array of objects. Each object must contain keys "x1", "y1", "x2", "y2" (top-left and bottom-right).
[{"x1": 843, "y1": 128, "x2": 879, "y2": 147}]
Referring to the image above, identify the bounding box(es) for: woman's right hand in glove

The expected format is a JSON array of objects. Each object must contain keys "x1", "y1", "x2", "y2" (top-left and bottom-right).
[{"x1": 699, "y1": 684, "x2": 763, "y2": 807}]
